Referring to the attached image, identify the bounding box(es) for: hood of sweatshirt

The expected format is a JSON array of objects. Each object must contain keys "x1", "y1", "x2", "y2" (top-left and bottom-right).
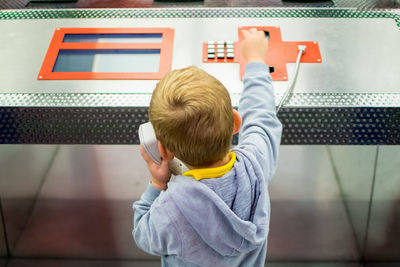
[{"x1": 167, "y1": 147, "x2": 270, "y2": 258}]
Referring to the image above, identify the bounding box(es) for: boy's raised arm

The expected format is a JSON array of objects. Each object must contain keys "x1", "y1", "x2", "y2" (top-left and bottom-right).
[{"x1": 238, "y1": 29, "x2": 283, "y2": 181}]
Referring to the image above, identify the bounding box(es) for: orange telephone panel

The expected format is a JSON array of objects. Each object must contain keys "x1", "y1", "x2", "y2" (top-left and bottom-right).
[{"x1": 203, "y1": 26, "x2": 322, "y2": 81}]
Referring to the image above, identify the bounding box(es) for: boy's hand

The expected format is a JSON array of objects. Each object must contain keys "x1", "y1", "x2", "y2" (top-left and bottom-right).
[
  {"x1": 241, "y1": 28, "x2": 269, "y2": 63},
  {"x1": 140, "y1": 145, "x2": 171, "y2": 190}
]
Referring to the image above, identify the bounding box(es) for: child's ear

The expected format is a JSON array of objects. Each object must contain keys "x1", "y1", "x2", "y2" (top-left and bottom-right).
[
  {"x1": 158, "y1": 141, "x2": 174, "y2": 161},
  {"x1": 232, "y1": 109, "x2": 242, "y2": 135}
]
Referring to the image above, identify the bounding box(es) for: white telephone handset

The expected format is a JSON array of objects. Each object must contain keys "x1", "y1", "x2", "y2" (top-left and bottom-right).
[{"x1": 138, "y1": 122, "x2": 188, "y2": 175}]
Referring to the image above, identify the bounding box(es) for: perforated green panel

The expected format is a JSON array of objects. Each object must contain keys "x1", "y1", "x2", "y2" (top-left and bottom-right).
[
  {"x1": 1, "y1": 0, "x2": 399, "y2": 9},
  {"x1": 1, "y1": 8, "x2": 400, "y2": 30}
]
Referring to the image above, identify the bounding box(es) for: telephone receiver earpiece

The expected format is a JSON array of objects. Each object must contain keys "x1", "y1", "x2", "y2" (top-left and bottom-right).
[{"x1": 138, "y1": 122, "x2": 188, "y2": 175}]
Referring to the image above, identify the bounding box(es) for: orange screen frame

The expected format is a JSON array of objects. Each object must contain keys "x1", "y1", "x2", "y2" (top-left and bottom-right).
[{"x1": 38, "y1": 27, "x2": 174, "y2": 80}]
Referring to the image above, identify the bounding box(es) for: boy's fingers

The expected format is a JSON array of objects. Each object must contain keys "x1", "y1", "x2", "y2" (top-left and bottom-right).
[
  {"x1": 241, "y1": 29, "x2": 250, "y2": 38},
  {"x1": 160, "y1": 157, "x2": 170, "y2": 171},
  {"x1": 140, "y1": 145, "x2": 153, "y2": 164},
  {"x1": 252, "y1": 29, "x2": 265, "y2": 39},
  {"x1": 242, "y1": 28, "x2": 265, "y2": 41}
]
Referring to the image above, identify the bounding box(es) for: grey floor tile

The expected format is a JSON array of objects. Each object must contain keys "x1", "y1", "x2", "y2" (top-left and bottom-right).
[
  {"x1": 328, "y1": 146, "x2": 377, "y2": 250},
  {"x1": 268, "y1": 146, "x2": 359, "y2": 260},
  {"x1": 0, "y1": 209, "x2": 6, "y2": 257},
  {"x1": 13, "y1": 145, "x2": 156, "y2": 259},
  {"x1": 266, "y1": 263, "x2": 361, "y2": 267},
  {"x1": 364, "y1": 263, "x2": 400, "y2": 267},
  {"x1": 7, "y1": 259, "x2": 160, "y2": 267},
  {"x1": 366, "y1": 146, "x2": 400, "y2": 261},
  {"x1": 0, "y1": 145, "x2": 58, "y2": 250}
]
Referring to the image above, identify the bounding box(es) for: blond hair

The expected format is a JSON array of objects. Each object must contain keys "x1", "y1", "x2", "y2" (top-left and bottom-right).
[{"x1": 149, "y1": 66, "x2": 233, "y2": 168}]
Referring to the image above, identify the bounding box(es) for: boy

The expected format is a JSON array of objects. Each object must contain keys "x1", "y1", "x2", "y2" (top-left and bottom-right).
[{"x1": 133, "y1": 29, "x2": 282, "y2": 266}]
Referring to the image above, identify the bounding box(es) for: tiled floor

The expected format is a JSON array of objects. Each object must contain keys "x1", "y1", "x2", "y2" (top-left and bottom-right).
[
  {"x1": 1, "y1": 146, "x2": 399, "y2": 265},
  {"x1": 365, "y1": 146, "x2": 400, "y2": 261},
  {"x1": 4, "y1": 146, "x2": 358, "y2": 261},
  {"x1": 268, "y1": 147, "x2": 359, "y2": 261},
  {"x1": 11, "y1": 146, "x2": 155, "y2": 260},
  {"x1": 0, "y1": 145, "x2": 58, "y2": 253}
]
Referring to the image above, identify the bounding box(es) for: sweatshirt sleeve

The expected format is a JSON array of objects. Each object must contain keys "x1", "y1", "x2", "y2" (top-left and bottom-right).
[
  {"x1": 238, "y1": 62, "x2": 283, "y2": 182},
  {"x1": 132, "y1": 183, "x2": 182, "y2": 256}
]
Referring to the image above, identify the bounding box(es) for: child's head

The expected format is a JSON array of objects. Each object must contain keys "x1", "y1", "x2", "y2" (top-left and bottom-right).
[{"x1": 149, "y1": 66, "x2": 233, "y2": 168}]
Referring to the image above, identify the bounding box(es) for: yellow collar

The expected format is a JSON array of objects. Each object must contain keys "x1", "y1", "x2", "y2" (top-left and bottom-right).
[{"x1": 183, "y1": 152, "x2": 236, "y2": 181}]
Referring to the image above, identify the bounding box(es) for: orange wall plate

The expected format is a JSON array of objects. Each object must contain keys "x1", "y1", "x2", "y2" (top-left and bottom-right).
[
  {"x1": 38, "y1": 27, "x2": 174, "y2": 80},
  {"x1": 203, "y1": 26, "x2": 322, "y2": 81}
]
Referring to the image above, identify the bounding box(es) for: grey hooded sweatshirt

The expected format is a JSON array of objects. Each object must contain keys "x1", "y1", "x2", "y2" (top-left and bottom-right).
[{"x1": 133, "y1": 62, "x2": 282, "y2": 267}]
